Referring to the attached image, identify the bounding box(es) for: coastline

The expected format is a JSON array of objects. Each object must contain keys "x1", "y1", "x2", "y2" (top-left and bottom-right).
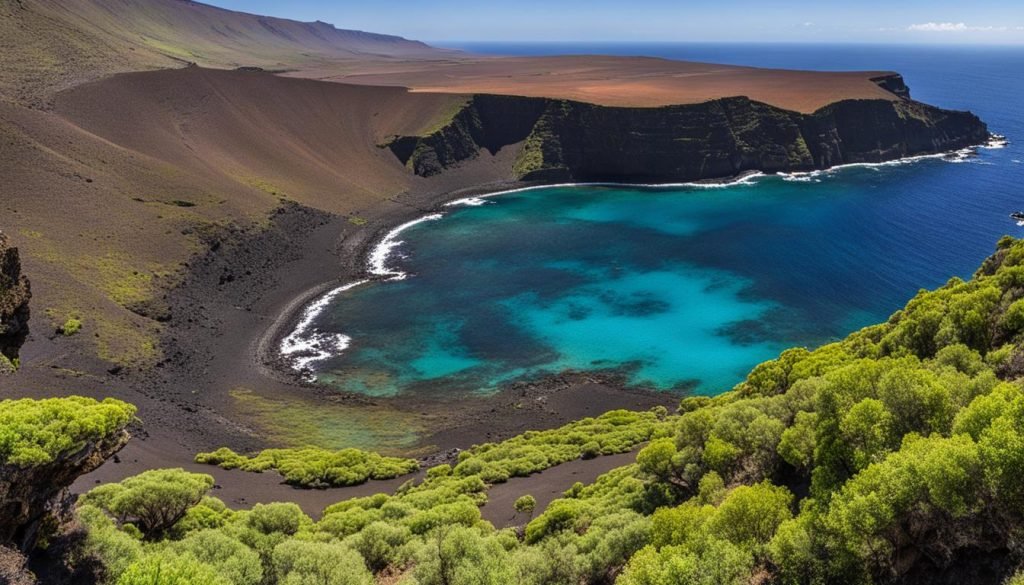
[{"x1": 266, "y1": 135, "x2": 1004, "y2": 384}]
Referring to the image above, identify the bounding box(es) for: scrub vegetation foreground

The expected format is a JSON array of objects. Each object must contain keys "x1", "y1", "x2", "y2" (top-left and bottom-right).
[{"x1": 7, "y1": 236, "x2": 1024, "y2": 584}]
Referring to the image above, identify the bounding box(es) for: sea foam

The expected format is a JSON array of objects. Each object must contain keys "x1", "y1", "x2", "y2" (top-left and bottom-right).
[
  {"x1": 279, "y1": 279, "x2": 369, "y2": 375},
  {"x1": 280, "y1": 213, "x2": 446, "y2": 374},
  {"x1": 369, "y1": 213, "x2": 444, "y2": 280}
]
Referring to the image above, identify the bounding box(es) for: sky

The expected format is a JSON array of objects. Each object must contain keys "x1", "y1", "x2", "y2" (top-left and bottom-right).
[{"x1": 203, "y1": 0, "x2": 1024, "y2": 44}]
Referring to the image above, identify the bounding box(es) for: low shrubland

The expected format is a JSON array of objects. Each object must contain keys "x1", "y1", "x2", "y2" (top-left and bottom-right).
[{"x1": 194, "y1": 447, "x2": 419, "y2": 488}]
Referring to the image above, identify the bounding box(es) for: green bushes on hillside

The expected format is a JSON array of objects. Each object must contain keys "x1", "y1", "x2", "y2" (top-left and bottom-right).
[
  {"x1": 81, "y1": 468, "x2": 215, "y2": 539},
  {"x1": 194, "y1": 446, "x2": 419, "y2": 488},
  {"x1": 451, "y1": 408, "x2": 672, "y2": 483},
  {"x1": 0, "y1": 396, "x2": 135, "y2": 466}
]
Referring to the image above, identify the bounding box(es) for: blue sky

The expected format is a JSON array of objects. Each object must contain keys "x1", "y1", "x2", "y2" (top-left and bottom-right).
[{"x1": 204, "y1": 1, "x2": 1024, "y2": 44}]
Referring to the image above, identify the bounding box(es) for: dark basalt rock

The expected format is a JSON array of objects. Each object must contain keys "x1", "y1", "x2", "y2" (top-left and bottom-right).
[
  {"x1": 871, "y1": 73, "x2": 913, "y2": 100},
  {"x1": 0, "y1": 232, "x2": 30, "y2": 370},
  {"x1": 0, "y1": 546, "x2": 36, "y2": 585},
  {"x1": 384, "y1": 82, "x2": 989, "y2": 183},
  {"x1": 0, "y1": 430, "x2": 130, "y2": 553}
]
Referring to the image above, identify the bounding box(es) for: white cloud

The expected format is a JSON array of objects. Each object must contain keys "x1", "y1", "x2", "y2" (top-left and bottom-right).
[
  {"x1": 907, "y1": 22, "x2": 1010, "y2": 32},
  {"x1": 802, "y1": 22, "x2": 814, "y2": 27}
]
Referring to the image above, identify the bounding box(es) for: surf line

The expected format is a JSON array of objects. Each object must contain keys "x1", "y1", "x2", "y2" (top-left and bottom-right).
[{"x1": 278, "y1": 213, "x2": 444, "y2": 376}]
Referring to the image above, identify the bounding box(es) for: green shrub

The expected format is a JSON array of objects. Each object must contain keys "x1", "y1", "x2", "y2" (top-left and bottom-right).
[
  {"x1": 194, "y1": 446, "x2": 418, "y2": 488},
  {"x1": 452, "y1": 408, "x2": 670, "y2": 483},
  {"x1": 82, "y1": 468, "x2": 214, "y2": 539},
  {"x1": 116, "y1": 551, "x2": 229, "y2": 585},
  {"x1": 0, "y1": 353, "x2": 16, "y2": 374},
  {"x1": 60, "y1": 317, "x2": 83, "y2": 336},
  {"x1": 0, "y1": 396, "x2": 135, "y2": 466},
  {"x1": 411, "y1": 526, "x2": 517, "y2": 585},
  {"x1": 271, "y1": 540, "x2": 373, "y2": 585},
  {"x1": 172, "y1": 529, "x2": 263, "y2": 585},
  {"x1": 514, "y1": 495, "x2": 537, "y2": 516}
]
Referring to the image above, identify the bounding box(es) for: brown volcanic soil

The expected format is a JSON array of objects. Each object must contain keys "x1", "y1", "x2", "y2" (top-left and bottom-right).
[
  {"x1": 301, "y1": 54, "x2": 899, "y2": 113},
  {"x1": 0, "y1": 0, "x2": 451, "y2": 107},
  {"x1": 3, "y1": 0, "x2": 896, "y2": 114}
]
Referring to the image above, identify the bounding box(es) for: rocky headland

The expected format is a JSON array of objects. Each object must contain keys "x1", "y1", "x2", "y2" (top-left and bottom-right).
[{"x1": 386, "y1": 76, "x2": 989, "y2": 182}]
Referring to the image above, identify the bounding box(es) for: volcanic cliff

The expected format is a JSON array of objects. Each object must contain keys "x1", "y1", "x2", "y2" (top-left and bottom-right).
[{"x1": 385, "y1": 76, "x2": 989, "y2": 182}]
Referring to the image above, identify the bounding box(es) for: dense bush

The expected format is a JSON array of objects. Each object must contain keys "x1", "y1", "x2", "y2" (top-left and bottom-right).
[
  {"x1": 194, "y1": 446, "x2": 419, "y2": 488},
  {"x1": 0, "y1": 396, "x2": 135, "y2": 466},
  {"x1": 451, "y1": 408, "x2": 672, "y2": 483},
  {"x1": 81, "y1": 468, "x2": 214, "y2": 539}
]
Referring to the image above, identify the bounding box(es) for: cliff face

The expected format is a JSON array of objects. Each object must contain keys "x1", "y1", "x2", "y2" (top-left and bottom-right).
[
  {"x1": 385, "y1": 84, "x2": 988, "y2": 183},
  {"x1": 0, "y1": 430, "x2": 130, "y2": 553},
  {"x1": 0, "y1": 233, "x2": 30, "y2": 372}
]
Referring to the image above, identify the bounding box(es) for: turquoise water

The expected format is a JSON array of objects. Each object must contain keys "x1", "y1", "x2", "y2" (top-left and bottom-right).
[{"x1": 298, "y1": 45, "x2": 1023, "y2": 397}]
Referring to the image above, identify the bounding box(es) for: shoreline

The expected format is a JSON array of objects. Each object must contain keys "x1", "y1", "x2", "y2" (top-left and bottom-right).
[{"x1": 266, "y1": 135, "x2": 1004, "y2": 385}]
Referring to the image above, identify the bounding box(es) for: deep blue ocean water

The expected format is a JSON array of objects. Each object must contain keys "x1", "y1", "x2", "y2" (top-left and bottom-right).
[{"x1": 302, "y1": 44, "x2": 1024, "y2": 397}]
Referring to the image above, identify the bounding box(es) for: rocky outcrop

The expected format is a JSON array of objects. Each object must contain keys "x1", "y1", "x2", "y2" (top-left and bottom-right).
[
  {"x1": 0, "y1": 546, "x2": 37, "y2": 585},
  {"x1": 0, "y1": 430, "x2": 129, "y2": 553},
  {"x1": 0, "y1": 232, "x2": 30, "y2": 370},
  {"x1": 385, "y1": 87, "x2": 989, "y2": 183},
  {"x1": 871, "y1": 73, "x2": 912, "y2": 100}
]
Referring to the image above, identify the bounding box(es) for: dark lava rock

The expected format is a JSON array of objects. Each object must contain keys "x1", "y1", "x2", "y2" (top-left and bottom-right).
[{"x1": 0, "y1": 232, "x2": 30, "y2": 370}]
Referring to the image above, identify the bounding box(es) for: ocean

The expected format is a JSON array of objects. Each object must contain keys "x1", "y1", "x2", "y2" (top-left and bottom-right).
[{"x1": 289, "y1": 43, "x2": 1024, "y2": 397}]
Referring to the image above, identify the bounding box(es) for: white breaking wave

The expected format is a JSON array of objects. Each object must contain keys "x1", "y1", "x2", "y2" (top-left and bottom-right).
[
  {"x1": 368, "y1": 213, "x2": 444, "y2": 280},
  {"x1": 279, "y1": 279, "x2": 369, "y2": 374},
  {"x1": 983, "y1": 134, "x2": 1009, "y2": 149},
  {"x1": 778, "y1": 137, "x2": 1001, "y2": 177},
  {"x1": 279, "y1": 213, "x2": 446, "y2": 374},
  {"x1": 445, "y1": 196, "x2": 492, "y2": 207},
  {"x1": 438, "y1": 173, "x2": 769, "y2": 205},
  {"x1": 778, "y1": 172, "x2": 822, "y2": 183}
]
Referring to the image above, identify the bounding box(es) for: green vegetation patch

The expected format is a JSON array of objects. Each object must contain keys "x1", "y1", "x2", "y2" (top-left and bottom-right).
[
  {"x1": 0, "y1": 353, "x2": 17, "y2": 374},
  {"x1": 451, "y1": 408, "x2": 672, "y2": 484},
  {"x1": 194, "y1": 446, "x2": 419, "y2": 488},
  {"x1": 0, "y1": 396, "x2": 136, "y2": 466},
  {"x1": 60, "y1": 316, "x2": 83, "y2": 336},
  {"x1": 413, "y1": 97, "x2": 473, "y2": 137},
  {"x1": 227, "y1": 387, "x2": 425, "y2": 452}
]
